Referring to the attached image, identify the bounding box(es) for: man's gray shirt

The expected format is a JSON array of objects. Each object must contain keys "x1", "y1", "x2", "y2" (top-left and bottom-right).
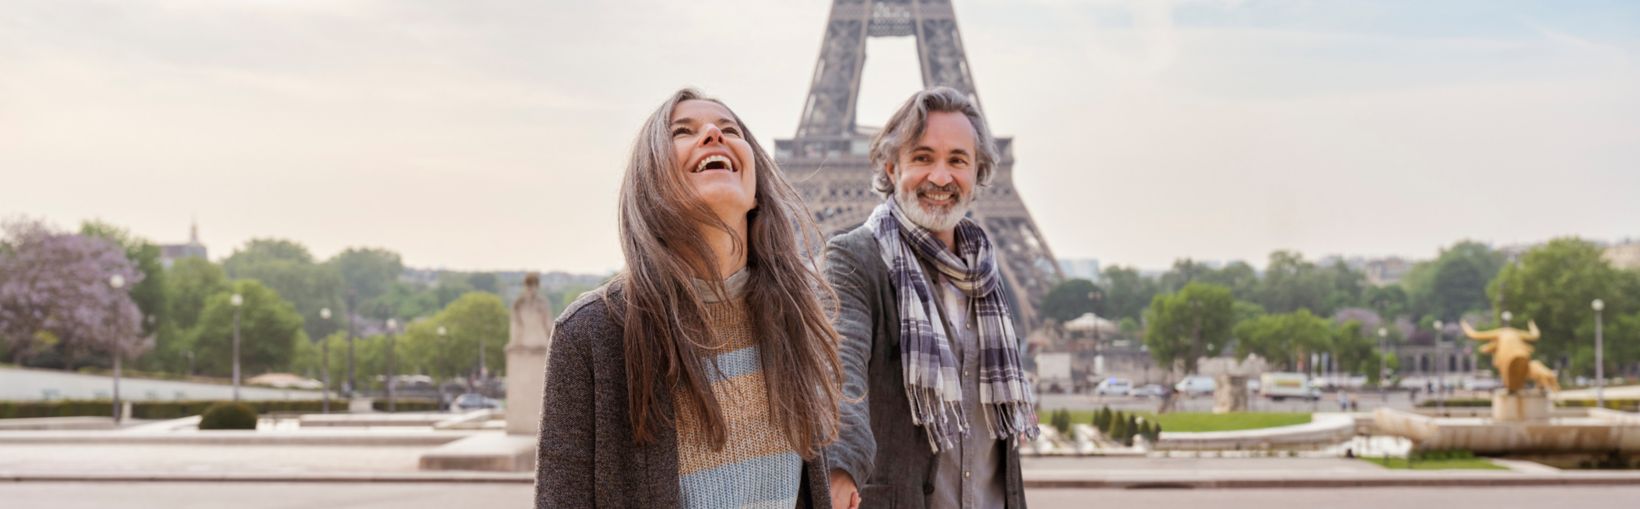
[{"x1": 931, "y1": 277, "x2": 1007, "y2": 509}]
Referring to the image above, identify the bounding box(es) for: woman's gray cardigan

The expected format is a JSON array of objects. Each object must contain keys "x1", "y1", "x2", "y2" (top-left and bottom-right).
[{"x1": 533, "y1": 285, "x2": 832, "y2": 508}]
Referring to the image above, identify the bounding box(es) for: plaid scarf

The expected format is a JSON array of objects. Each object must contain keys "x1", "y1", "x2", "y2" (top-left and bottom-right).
[{"x1": 867, "y1": 199, "x2": 1040, "y2": 452}]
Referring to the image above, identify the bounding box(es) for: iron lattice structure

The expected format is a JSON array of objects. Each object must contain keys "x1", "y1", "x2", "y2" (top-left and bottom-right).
[{"x1": 776, "y1": 0, "x2": 1064, "y2": 327}]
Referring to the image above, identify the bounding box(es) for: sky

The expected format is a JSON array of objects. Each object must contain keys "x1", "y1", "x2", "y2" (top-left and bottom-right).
[{"x1": 3, "y1": 0, "x2": 1638, "y2": 274}]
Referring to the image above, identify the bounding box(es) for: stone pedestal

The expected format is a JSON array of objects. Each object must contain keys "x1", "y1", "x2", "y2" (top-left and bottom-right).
[
  {"x1": 1492, "y1": 390, "x2": 1552, "y2": 422},
  {"x1": 504, "y1": 272, "x2": 554, "y2": 437},
  {"x1": 1214, "y1": 375, "x2": 1248, "y2": 414},
  {"x1": 506, "y1": 344, "x2": 548, "y2": 436}
]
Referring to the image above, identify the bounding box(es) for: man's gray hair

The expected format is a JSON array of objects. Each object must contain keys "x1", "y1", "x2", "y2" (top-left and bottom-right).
[{"x1": 868, "y1": 86, "x2": 998, "y2": 196}]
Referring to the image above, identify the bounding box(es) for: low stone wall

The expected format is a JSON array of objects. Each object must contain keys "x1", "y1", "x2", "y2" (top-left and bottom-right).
[
  {"x1": 1152, "y1": 413, "x2": 1357, "y2": 451},
  {"x1": 1374, "y1": 407, "x2": 1640, "y2": 453}
]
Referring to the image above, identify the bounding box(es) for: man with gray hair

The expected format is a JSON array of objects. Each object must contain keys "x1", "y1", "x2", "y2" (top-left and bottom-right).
[{"x1": 824, "y1": 87, "x2": 1038, "y2": 509}]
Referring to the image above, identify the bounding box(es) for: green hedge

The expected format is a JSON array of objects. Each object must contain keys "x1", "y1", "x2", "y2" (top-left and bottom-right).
[
  {"x1": 0, "y1": 398, "x2": 442, "y2": 419},
  {"x1": 1416, "y1": 398, "x2": 1492, "y2": 408}
]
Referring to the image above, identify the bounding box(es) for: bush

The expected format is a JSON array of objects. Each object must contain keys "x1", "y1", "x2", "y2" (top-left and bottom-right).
[
  {"x1": 198, "y1": 402, "x2": 259, "y2": 430},
  {"x1": 1111, "y1": 415, "x2": 1129, "y2": 445}
]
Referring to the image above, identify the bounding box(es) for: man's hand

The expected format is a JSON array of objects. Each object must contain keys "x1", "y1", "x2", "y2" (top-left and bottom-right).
[{"x1": 829, "y1": 469, "x2": 861, "y2": 509}]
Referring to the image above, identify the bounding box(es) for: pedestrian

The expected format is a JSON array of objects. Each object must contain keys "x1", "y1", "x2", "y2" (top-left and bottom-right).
[
  {"x1": 535, "y1": 89, "x2": 846, "y2": 508},
  {"x1": 822, "y1": 87, "x2": 1037, "y2": 509}
]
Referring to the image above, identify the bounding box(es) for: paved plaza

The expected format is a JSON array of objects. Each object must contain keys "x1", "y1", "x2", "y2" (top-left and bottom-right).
[{"x1": 4, "y1": 482, "x2": 1639, "y2": 509}]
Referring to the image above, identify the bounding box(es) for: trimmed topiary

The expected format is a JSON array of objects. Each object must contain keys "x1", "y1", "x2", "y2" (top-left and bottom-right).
[{"x1": 198, "y1": 402, "x2": 259, "y2": 430}]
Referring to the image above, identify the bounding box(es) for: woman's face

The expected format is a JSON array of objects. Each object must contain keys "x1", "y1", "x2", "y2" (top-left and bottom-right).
[{"x1": 670, "y1": 99, "x2": 757, "y2": 221}]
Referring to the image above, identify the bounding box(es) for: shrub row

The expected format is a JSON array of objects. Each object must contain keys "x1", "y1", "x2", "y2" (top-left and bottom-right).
[
  {"x1": 1094, "y1": 406, "x2": 1160, "y2": 446},
  {"x1": 0, "y1": 398, "x2": 442, "y2": 419}
]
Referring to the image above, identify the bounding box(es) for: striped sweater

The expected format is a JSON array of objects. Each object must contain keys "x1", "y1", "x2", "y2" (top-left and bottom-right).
[{"x1": 674, "y1": 269, "x2": 802, "y2": 509}]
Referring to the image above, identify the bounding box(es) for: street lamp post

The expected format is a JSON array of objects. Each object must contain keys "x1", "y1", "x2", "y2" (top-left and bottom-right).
[
  {"x1": 477, "y1": 331, "x2": 486, "y2": 396},
  {"x1": 1433, "y1": 320, "x2": 1445, "y2": 413},
  {"x1": 319, "y1": 307, "x2": 332, "y2": 414},
  {"x1": 1593, "y1": 299, "x2": 1605, "y2": 408},
  {"x1": 386, "y1": 318, "x2": 397, "y2": 413},
  {"x1": 109, "y1": 275, "x2": 126, "y2": 423},
  {"x1": 1378, "y1": 327, "x2": 1388, "y2": 403},
  {"x1": 345, "y1": 290, "x2": 357, "y2": 399},
  {"x1": 437, "y1": 325, "x2": 451, "y2": 407},
  {"x1": 230, "y1": 292, "x2": 243, "y2": 402}
]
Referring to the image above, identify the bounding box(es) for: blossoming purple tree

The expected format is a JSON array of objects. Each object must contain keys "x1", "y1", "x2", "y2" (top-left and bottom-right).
[{"x1": 0, "y1": 218, "x2": 150, "y2": 370}]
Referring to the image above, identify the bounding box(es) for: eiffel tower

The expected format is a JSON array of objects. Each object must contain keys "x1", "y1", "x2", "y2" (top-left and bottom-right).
[{"x1": 775, "y1": 0, "x2": 1064, "y2": 327}]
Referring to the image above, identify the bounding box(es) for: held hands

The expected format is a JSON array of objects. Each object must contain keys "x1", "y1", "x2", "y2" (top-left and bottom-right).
[{"x1": 828, "y1": 469, "x2": 861, "y2": 509}]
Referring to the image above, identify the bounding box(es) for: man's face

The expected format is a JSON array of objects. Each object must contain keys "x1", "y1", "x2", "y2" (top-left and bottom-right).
[{"x1": 888, "y1": 111, "x2": 979, "y2": 232}]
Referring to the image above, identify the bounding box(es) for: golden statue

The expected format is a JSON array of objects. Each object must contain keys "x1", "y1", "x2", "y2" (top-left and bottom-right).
[{"x1": 1461, "y1": 320, "x2": 1558, "y2": 393}]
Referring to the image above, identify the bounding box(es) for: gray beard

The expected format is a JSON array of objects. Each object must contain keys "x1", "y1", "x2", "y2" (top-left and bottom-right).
[{"x1": 894, "y1": 189, "x2": 970, "y2": 232}]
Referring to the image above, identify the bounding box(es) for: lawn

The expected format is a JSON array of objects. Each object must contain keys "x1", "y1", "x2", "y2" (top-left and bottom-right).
[
  {"x1": 1362, "y1": 457, "x2": 1507, "y2": 470},
  {"x1": 1046, "y1": 410, "x2": 1311, "y2": 432}
]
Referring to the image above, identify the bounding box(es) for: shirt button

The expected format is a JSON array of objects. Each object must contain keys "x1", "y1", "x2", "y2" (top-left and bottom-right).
[
  {"x1": 964, "y1": 471, "x2": 971, "y2": 479},
  {"x1": 962, "y1": 371, "x2": 970, "y2": 377}
]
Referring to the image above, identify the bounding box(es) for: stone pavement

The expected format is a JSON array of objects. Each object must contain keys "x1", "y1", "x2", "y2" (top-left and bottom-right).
[
  {"x1": 4, "y1": 482, "x2": 1640, "y2": 509},
  {"x1": 7, "y1": 441, "x2": 1640, "y2": 489}
]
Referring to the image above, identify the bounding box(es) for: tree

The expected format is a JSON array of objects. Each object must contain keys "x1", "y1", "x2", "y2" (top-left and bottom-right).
[
  {"x1": 393, "y1": 291, "x2": 510, "y2": 384},
  {"x1": 325, "y1": 247, "x2": 403, "y2": 305},
  {"x1": 1158, "y1": 259, "x2": 1213, "y2": 294},
  {"x1": 1489, "y1": 238, "x2": 1640, "y2": 377},
  {"x1": 1233, "y1": 310, "x2": 1333, "y2": 371},
  {"x1": 1258, "y1": 251, "x2": 1328, "y2": 314},
  {"x1": 468, "y1": 273, "x2": 499, "y2": 294},
  {"x1": 0, "y1": 219, "x2": 147, "y2": 368},
  {"x1": 158, "y1": 257, "x2": 229, "y2": 374},
  {"x1": 1408, "y1": 241, "x2": 1505, "y2": 321},
  {"x1": 1331, "y1": 320, "x2": 1379, "y2": 377},
  {"x1": 224, "y1": 239, "x2": 342, "y2": 341},
  {"x1": 189, "y1": 280, "x2": 306, "y2": 377},
  {"x1": 1365, "y1": 285, "x2": 1410, "y2": 323},
  {"x1": 1040, "y1": 278, "x2": 1105, "y2": 324},
  {"x1": 166, "y1": 258, "x2": 230, "y2": 332},
  {"x1": 79, "y1": 221, "x2": 167, "y2": 337},
  {"x1": 1143, "y1": 282, "x2": 1235, "y2": 375},
  {"x1": 1100, "y1": 265, "x2": 1159, "y2": 323}
]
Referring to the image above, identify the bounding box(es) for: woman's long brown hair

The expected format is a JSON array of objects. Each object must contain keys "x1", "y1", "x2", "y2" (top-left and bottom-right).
[{"x1": 611, "y1": 88, "x2": 844, "y2": 458}]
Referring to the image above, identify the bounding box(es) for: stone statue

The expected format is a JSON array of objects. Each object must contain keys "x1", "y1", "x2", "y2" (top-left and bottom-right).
[
  {"x1": 509, "y1": 273, "x2": 554, "y2": 351},
  {"x1": 1461, "y1": 320, "x2": 1557, "y2": 393},
  {"x1": 505, "y1": 273, "x2": 555, "y2": 436}
]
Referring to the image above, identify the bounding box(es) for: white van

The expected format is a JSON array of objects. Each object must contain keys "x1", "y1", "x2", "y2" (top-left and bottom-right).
[
  {"x1": 1094, "y1": 377, "x2": 1134, "y2": 397},
  {"x1": 1259, "y1": 372, "x2": 1319, "y2": 401},
  {"x1": 1174, "y1": 375, "x2": 1216, "y2": 397}
]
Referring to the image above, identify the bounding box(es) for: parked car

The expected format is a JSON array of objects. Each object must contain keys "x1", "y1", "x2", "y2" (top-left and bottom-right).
[
  {"x1": 1094, "y1": 377, "x2": 1134, "y2": 397},
  {"x1": 1174, "y1": 375, "x2": 1216, "y2": 397},
  {"x1": 451, "y1": 392, "x2": 502, "y2": 411},
  {"x1": 1259, "y1": 372, "x2": 1320, "y2": 401},
  {"x1": 1132, "y1": 384, "x2": 1168, "y2": 398}
]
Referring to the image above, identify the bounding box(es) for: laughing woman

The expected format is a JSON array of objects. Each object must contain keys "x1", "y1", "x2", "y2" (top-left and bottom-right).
[{"x1": 534, "y1": 89, "x2": 846, "y2": 508}]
